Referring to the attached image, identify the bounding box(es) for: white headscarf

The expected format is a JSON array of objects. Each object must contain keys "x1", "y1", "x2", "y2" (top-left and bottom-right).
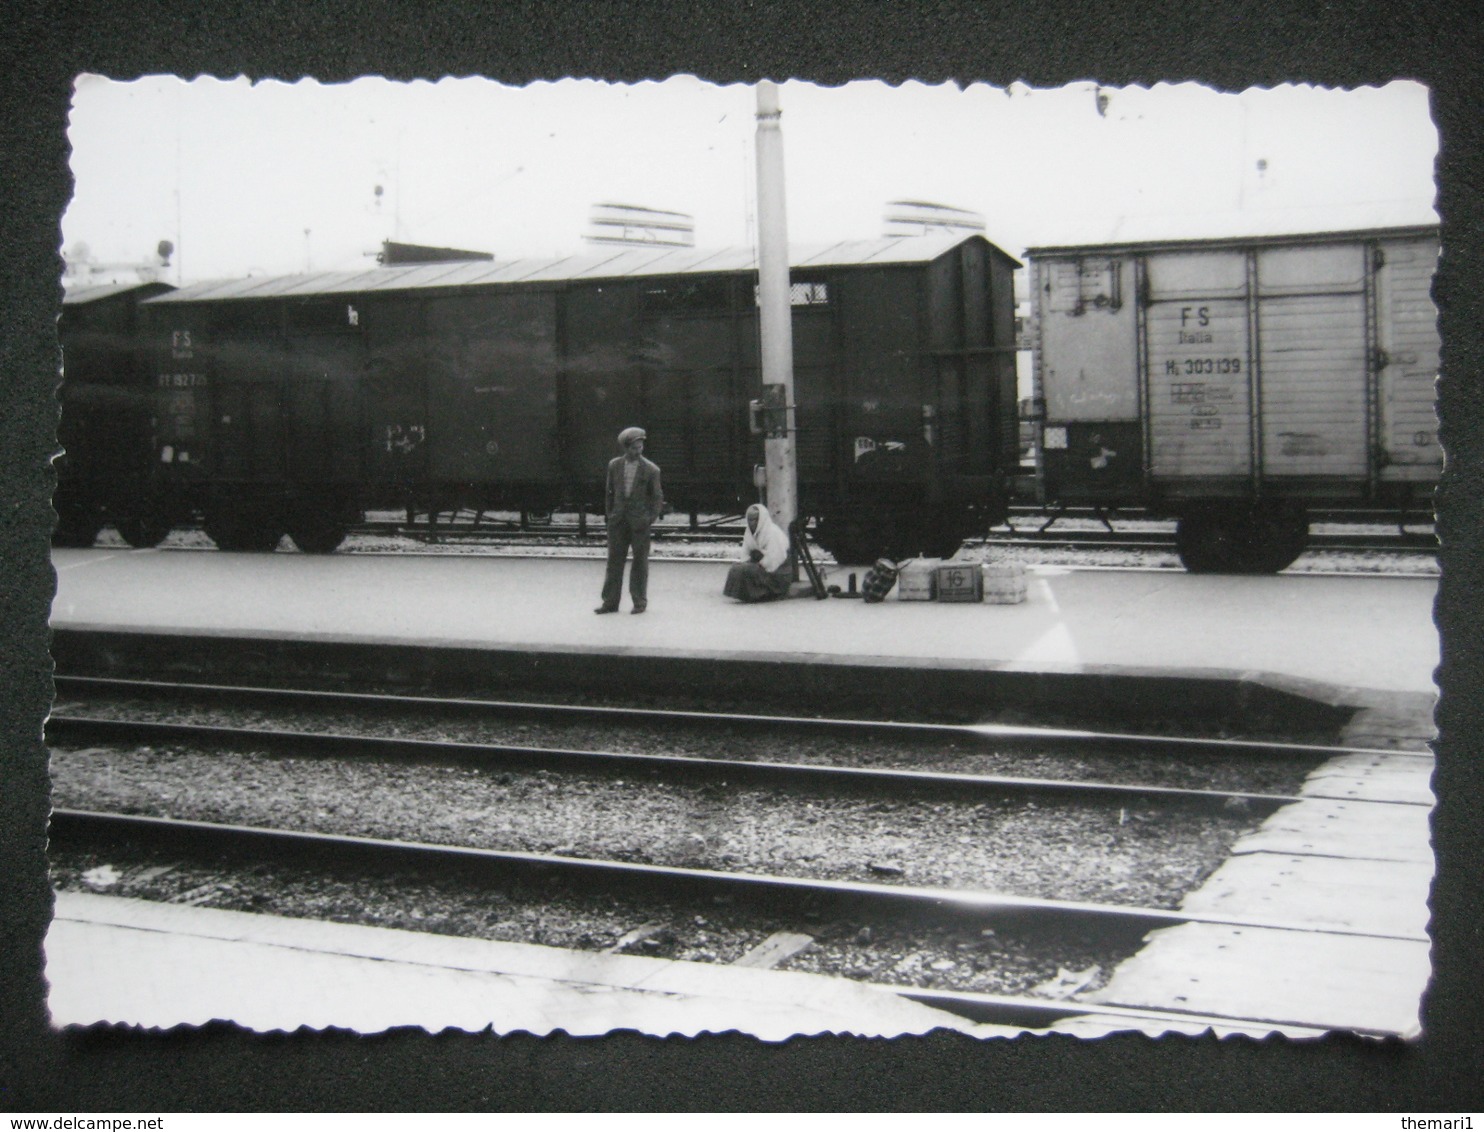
[{"x1": 742, "y1": 504, "x2": 790, "y2": 572}]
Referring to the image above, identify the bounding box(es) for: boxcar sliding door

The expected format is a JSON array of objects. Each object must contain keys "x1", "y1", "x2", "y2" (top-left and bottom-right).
[
  {"x1": 1254, "y1": 243, "x2": 1369, "y2": 483},
  {"x1": 1141, "y1": 251, "x2": 1253, "y2": 489}
]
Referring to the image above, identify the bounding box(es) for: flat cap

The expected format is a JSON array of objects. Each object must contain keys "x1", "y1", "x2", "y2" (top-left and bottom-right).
[{"x1": 617, "y1": 426, "x2": 647, "y2": 446}]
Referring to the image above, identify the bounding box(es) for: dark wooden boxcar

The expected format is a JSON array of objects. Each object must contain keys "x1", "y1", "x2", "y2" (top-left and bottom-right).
[
  {"x1": 55, "y1": 280, "x2": 175, "y2": 547},
  {"x1": 138, "y1": 233, "x2": 1021, "y2": 559}
]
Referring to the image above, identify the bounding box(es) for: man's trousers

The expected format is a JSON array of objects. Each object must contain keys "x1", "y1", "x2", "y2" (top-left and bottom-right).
[{"x1": 600, "y1": 515, "x2": 651, "y2": 608}]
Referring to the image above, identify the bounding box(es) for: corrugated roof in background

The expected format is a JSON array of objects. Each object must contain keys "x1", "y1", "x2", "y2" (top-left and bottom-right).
[
  {"x1": 1025, "y1": 204, "x2": 1440, "y2": 256},
  {"x1": 146, "y1": 233, "x2": 1002, "y2": 304},
  {"x1": 62, "y1": 280, "x2": 172, "y2": 305}
]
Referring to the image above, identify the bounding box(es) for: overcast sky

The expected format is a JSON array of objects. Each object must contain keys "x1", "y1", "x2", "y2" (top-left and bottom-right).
[{"x1": 61, "y1": 75, "x2": 1437, "y2": 284}]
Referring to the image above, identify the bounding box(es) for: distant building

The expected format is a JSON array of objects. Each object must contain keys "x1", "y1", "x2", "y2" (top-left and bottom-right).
[{"x1": 377, "y1": 240, "x2": 495, "y2": 266}]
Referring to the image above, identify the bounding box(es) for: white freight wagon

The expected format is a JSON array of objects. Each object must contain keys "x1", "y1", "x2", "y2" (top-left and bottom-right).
[{"x1": 1027, "y1": 226, "x2": 1439, "y2": 572}]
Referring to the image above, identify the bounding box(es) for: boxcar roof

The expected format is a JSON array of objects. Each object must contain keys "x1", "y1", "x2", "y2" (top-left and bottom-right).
[
  {"x1": 145, "y1": 233, "x2": 1019, "y2": 305},
  {"x1": 1026, "y1": 220, "x2": 1440, "y2": 259},
  {"x1": 62, "y1": 280, "x2": 173, "y2": 305}
]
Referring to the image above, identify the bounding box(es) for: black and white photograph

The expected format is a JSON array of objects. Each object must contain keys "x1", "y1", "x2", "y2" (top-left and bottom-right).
[{"x1": 37, "y1": 70, "x2": 1445, "y2": 1051}]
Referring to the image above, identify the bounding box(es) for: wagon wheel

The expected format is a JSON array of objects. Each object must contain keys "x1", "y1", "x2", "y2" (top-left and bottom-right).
[
  {"x1": 52, "y1": 510, "x2": 103, "y2": 548},
  {"x1": 825, "y1": 536, "x2": 883, "y2": 567},
  {"x1": 922, "y1": 534, "x2": 967, "y2": 560},
  {"x1": 114, "y1": 513, "x2": 173, "y2": 549},
  {"x1": 920, "y1": 505, "x2": 976, "y2": 560},
  {"x1": 816, "y1": 508, "x2": 960, "y2": 565},
  {"x1": 812, "y1": 515, "x2": 883, "y2": 566},
  {"x1": 1176, "y1": 504, "x2": 1309, "y2": 574},
  {"x1": 287, "y1": 518, "x2": 348, "y2": 554},
  {"x1": 882, "y1": 514, "x2": 971, "y2": 562},
  {"x1": 1175, "y1": 513, "x2": 1247, "y2": 573},
  {"x1": 284, "y1": 506, "x2": 346, "y2": 553},
  {"x1": 1244, "y1": 503, "x2": 1309, "y2": 573},
  {"x1": 204, "y1": 509, "x2": 285, "y2": 553}
]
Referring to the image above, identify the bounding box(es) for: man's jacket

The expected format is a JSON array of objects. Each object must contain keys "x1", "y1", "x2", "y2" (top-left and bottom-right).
[{"x1": 605, "y1": 456, "x2": 665, "y2": 526}]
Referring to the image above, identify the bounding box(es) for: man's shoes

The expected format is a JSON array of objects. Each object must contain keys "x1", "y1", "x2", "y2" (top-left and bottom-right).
[
  {"x1": 594, "y1": 605, "x2": 618, "y2": 614},
  {"x1": 631, "y1": 604, "x2": 647, "y2": 614}
]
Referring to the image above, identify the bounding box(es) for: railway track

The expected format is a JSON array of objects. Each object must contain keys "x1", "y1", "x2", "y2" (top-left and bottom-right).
[
  {"x1": 103, "y1": 512, "x2": 1437, "y2": 572},
  {"x1": 50, "y1": 674, "x2": 1371, "y2": 773},
  {"x1": 982, "y1": 529, "x2": 1438, "y2": 555},
  {"x1": 45, "y1": 710, "x2": 1315, "y2": 814},
  {"x1": 47, "y1": 804, "x2": 1409, "y2": 1037},
  {"x1": 345, "y1": 518, "x2": 1438, "y2": 557},
  {"x1": 48, "y1": 672, "x2": 1429, "y2": 1034}
]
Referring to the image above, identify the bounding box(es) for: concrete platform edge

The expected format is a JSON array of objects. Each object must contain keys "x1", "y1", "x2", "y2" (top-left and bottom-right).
[
  {"x1": 52, "y1": 624, "x2": 1435, "y2": 739},
  {"x1": 47, "y1": 892, "x2": 1020, "y2": 1040}
]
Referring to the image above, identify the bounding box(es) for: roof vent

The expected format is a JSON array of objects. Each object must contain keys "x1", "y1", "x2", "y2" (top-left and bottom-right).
[
  {"x1": 585, "y1": 203, "x2": 695, "y2": 248},
  {"x1": 883, "y1": 201, "x2": 985, "y2": 239}
]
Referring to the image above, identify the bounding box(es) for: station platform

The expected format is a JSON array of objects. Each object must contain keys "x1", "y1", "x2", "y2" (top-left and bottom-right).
[
  {"x1": 45, "y1": 891, "x2": 1022, "y2": 1039},
  {"x1": 44, "y1": 546, "x2": 1440, "y2": 1039},
  {"x1": 50, "y1": 547, "x2": 1440, "y2": 709}
]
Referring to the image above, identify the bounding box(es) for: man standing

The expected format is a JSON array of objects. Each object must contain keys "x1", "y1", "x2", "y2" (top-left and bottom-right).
[{"x1": 596, "y1": 426, "x2": 664, "y2": 614}]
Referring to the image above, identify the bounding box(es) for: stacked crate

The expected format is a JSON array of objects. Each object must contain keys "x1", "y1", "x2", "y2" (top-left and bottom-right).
[
  {"x1": 935, "y1": 561, "x2": 984, "y2": 602},
  {"x1": 895, "y1": 558, "x2": 941, "y2": 601},
  {"x1": 982, "y1": 561, "x2": 1027, "y2": 604}
]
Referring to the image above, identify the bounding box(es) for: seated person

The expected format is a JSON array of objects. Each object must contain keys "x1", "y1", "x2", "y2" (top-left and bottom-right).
[{"x1": 723, "y1": 503, "x2": 793, "y2": 602}]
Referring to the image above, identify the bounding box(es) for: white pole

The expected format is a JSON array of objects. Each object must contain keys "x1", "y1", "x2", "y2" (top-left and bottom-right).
[{"x1": 754, "y1": 80, "x2": 798, "y2": 534}]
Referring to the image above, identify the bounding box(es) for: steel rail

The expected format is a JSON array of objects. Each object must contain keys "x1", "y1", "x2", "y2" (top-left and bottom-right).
[
  {"x1": 343, "y1": 518, "x2": 1437, "y2": 553},
  {"x1": 977, "y1": 531, "x2": 1438, "y2": 554},
  {"x1": 47, "y1": 807, "x2": 1430, "y2": 944},
  {"x1": 36, "y1": 812, "x2": 1350, "y2": 1035},
  {"x1": 54, "y1": 674, "x2": 1413, "y2": 763},
  {"x1": 348, "y1": 522, "x2": 744, "y2": 544},
  {"x1": 286, "y1": 548, "x2": 1443, "y2": 581},
  {"x1": 46, "y1": 714, "x2": 1318, "y2": 813},
  {"x1": 146, "y1": 525, "x2": 1439, "y2": 572}
]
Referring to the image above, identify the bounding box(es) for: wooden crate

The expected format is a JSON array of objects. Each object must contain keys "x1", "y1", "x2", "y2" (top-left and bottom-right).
[
  {"x1": 895, "y1": 558, "x2": 941, "y2": 601},
  {"x1": 983, "y1": 562, "x2": 1027, "y2": 604},
  {"x1": 935, "y1": 562, "x2": 983, "y2": 602}
]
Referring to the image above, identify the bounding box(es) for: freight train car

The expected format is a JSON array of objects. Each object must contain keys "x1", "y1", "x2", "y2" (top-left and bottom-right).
[
  {"x1": 132, "y1": 233, "x2": 1021, "y2": 561},
  {"x1": 55, "y1": 280, "x2": 175, "y2": 547},
  {"x1": 1026, "y1": 226, "x2": 1439, "y2": 571}
]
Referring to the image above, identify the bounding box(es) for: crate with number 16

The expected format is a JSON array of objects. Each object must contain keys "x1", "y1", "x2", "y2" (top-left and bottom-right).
[{"x1": 935, "y1": 562, "x2": 983, "y2": 602}]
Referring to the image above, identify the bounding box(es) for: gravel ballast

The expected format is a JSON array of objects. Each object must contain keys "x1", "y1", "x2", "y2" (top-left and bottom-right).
[
  {"x1": 50, "y1": 740, "x2": 1260, "y2": 910},
  {"x1": 49, "y1": 845, "x2": 1141, "y2": 1000}
]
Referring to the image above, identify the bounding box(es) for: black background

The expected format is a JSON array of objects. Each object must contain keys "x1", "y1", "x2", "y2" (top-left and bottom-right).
[{"x1": 3, "y1": 0, "x2": 1480, "y2": 1112}]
